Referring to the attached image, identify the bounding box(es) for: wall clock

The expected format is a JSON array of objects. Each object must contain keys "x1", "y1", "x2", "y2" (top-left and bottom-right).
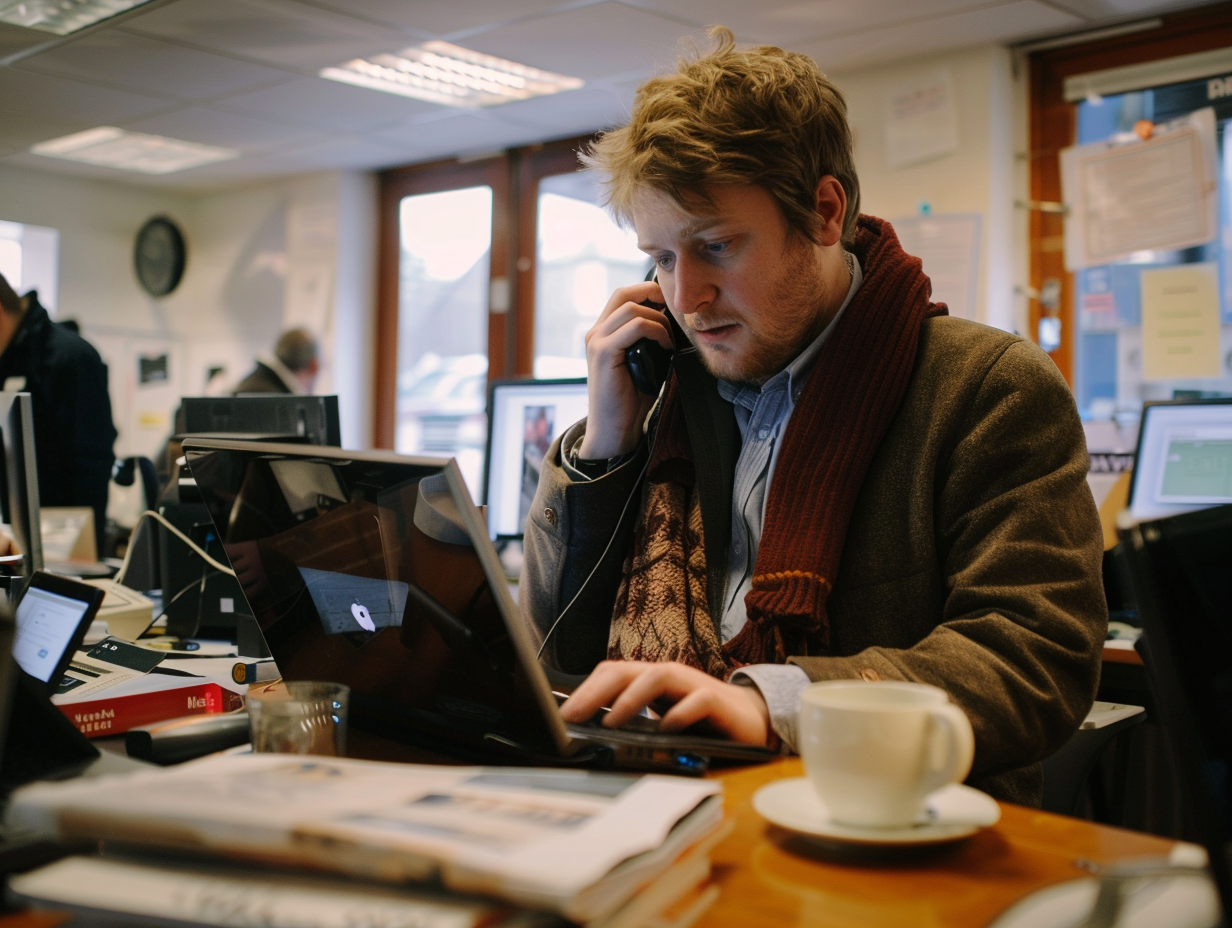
[{"x1": 133, "y1": 216, "x2": 186, "y2": 297}]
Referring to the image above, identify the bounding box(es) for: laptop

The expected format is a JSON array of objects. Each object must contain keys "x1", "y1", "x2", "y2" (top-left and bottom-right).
[
  {"x1": 12, "y1": 571, "x2": 103, "y2": 699},
  {"x1": 183, "y1": 438, "x2": 775, "y2": 774},
  {"x1": 3, "y1": 571, "x2": 149, "y2": 795},
  {"x1": 1116, "y1": 503, "x2": 1232, "y2": 919},
  {"x1": 1128, "y1": 399, "x2": 1232, "y2": 522}
]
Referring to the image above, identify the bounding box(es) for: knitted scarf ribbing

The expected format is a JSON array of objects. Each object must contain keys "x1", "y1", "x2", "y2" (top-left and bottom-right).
[{"x1": 607, "y1": 216, "x2": 947, "y2": 675}]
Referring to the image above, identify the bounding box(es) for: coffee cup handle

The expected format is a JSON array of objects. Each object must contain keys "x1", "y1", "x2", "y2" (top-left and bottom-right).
[{"x1": 921, "y1": 702, "x2": 975, "y2": 794}]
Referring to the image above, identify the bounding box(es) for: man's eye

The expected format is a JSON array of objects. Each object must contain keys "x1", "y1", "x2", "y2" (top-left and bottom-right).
[
  {"x1": 655, "y1": 255, "x2": 675, "y2": 270},
  {"x1": 703, "y1": 241, "x2": 730, "y2": 255}
]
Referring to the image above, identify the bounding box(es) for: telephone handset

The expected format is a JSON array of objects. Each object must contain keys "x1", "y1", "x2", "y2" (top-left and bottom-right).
[{"x1": 625, "y1": 272, "x2": 673, "y2": 395}]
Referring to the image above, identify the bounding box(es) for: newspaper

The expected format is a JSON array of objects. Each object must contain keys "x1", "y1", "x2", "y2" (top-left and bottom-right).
[{"x1": 5, "y1": 752, "x2": 724, "y2": 923}]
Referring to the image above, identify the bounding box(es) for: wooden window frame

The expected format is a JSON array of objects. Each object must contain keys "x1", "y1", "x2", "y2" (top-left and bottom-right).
[{"x1": 1028, "y1": 1, "x2": 1232, "y2": 387}]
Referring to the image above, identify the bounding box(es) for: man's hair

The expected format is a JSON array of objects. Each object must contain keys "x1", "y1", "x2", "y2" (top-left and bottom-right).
[
  {"x1": 0, "y1": 272, "x2": 21, "y2": 317},
  {"x1": 274, "y1": 327, "x2": 317, "y2": 372},
  {"x1": 581, "y1": 27, "x2": 860, "y2": 244}
]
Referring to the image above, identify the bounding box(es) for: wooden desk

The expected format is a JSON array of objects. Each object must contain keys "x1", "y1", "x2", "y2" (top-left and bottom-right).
[{"x1": 699, "y1": 759, "x2": 1177, "y2": 928}]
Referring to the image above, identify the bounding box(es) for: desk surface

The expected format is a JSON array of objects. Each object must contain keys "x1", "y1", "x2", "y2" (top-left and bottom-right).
[
  {"x1": 699, "y1": 758, "x2": 1177, "y2": 928},
  {"x1": 0, "y1": 758, "x2": 1183, "y2": 928}
]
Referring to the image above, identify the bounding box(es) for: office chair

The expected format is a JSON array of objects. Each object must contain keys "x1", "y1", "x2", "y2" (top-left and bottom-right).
[
  {"x1": 112, "y1": 456, "x2": 159, "y2": 512},
  {"x1": 1041, "y1": 701, "x2": 1146, "y2": 819}
]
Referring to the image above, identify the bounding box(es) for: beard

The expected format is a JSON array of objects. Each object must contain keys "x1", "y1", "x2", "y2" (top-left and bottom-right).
[{"x1": 689, "y1": 240, "x2": 838, "y2": 386}]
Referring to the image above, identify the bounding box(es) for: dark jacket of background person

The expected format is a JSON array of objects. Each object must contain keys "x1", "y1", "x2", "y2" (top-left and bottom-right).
[
  {"x1": 232, "y1": 360, "x2": 291, "y2": 395},
  {"x1": 0, "y1": 290, "x2": 117, "y2": 555}
]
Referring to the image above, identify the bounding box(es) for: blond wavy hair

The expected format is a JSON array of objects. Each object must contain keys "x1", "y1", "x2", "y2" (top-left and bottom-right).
[{"x1": 581, "y1": 27, "x2": 860, "y2": 244}]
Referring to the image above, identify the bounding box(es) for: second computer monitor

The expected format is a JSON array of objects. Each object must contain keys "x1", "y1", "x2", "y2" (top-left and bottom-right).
[
  {"x1": 483, "y1": 379, "x2": 587, "y2": 540},
  {"x1": 1129, "y1": 398, "x2": 1232, "y2": 522}
]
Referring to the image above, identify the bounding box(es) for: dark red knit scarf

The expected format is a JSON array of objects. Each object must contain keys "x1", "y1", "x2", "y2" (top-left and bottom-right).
[{"x1": 613, "y1": 216, "x2": 947, "y2": 672}]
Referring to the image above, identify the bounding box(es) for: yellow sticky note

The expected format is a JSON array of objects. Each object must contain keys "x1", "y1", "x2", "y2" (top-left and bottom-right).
[{"x1": 1141, "y1": 263, "x2": 1221, "y2": 380}]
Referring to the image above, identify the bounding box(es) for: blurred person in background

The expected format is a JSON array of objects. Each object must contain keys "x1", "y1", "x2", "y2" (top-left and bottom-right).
[{"x1": 0, "y1": 272, "x2": 116, "y2": 556}]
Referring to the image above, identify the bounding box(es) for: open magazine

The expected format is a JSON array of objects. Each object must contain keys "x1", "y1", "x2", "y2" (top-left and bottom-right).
[{"x1": 5, "y1": 753, "x2": 725, "y2": 923}]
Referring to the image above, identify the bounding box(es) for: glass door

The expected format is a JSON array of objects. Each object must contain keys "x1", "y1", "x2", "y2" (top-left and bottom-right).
[{"x1": 376, "y1": 158, "x2": 509, "y2": 496}]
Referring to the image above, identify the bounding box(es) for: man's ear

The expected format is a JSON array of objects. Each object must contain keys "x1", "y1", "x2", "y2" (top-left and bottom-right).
[{"x1": 813, "y1": 176, "x2": 847, "y2": 247}]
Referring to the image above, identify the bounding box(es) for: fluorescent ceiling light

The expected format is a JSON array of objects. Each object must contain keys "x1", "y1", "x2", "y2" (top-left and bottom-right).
[
  {"x1": 321, "y1": 41, "x2": 584, "y2": 108},
  {"x1": 0, "y1": 0, "x2": 156, "y2": 35},
  {"x1": 30, "y1": 127, "x2": 239, "y2": 174}
]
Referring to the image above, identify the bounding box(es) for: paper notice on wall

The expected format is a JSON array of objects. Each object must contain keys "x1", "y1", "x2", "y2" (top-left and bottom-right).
[
  {"x1": 884, "y1": 69, "x2": 959, "y2": 170},
  {"x1": 1141, "y1": 263, "x2": 1221, "y2": 380},
  {"x1": 892, "y1": 213, "x2": 981, "y2": 320},
  {"x1": 1060, "y1": 107, "x2": 1218, "y2": 271}
]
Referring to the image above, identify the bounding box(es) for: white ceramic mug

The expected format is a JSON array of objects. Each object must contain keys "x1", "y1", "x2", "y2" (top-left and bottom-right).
[{"x1": 797, "y1": 680, "x2": 975, "y2": 829}]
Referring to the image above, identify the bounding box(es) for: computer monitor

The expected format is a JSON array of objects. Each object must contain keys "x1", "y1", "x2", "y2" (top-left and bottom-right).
[
  {"x1": 482, "y1": 379, "x2": 588, "y2": 541},
  {"x1": 1128, "y1": 399, "x2": 1232, "y2": 522},
  {"x1": 175, "y1": 395, "x2": 341, "y2": 448},
  {"x1": 159, "y1": 395, "x2": 340, "y2": 642},
  {"x1": 0, "y1": 392, "x2": 43, "y2": 583}
]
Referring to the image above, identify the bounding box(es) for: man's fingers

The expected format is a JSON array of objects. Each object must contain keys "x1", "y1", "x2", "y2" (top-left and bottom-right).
[{"x1": 558, "y1": 662, "x2": 641, "y2": 723}]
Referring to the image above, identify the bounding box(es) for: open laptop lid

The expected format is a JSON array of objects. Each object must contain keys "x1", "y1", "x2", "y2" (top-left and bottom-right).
[
  {"x1": 1128, "y1": 399, "x2": 1232, "y2": 522},
  {"x1": 1117, "y1": 504, "x2": 1232, "y2": 917},
  {"x1": 182, "y1": 439, "x2": 574, "y2": 761},
  {"x1": 12, "y1": 570, "x2": 104, "y2": 698}
]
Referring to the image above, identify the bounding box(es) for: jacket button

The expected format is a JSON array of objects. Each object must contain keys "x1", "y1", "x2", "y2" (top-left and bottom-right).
[
  {"x1": 859, "y1": 668, "x2": 881, "y2": 682},
  {"x1": 543, "y1": 507, "x2": 557, "y2": 525}
]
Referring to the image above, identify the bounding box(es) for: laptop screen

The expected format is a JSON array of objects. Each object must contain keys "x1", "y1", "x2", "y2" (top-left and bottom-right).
[
  {"x1": 1129, "y1": 399, "x2": 1232, "y2": 522},
  {"x1": 183, "y1": 440, "x2": 567, "y2": 759},
  {"x1": 483, "y1": 379, "x2": 588, "y2": 541},
  {"x1": 12, "y1": 571, "x2": 103, "y2": 695}
]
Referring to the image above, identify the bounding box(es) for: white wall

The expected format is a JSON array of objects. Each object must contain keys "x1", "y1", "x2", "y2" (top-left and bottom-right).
[
  {"x1": 835, "y1": 44, "x2": 1022, "y2": 333},
  {"x1": 0, "y1": 164, "x2": 374, "y2": 460}
]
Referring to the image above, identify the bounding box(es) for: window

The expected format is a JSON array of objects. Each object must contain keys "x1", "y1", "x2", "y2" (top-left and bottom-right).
[
  {"x1": 531, "y1": 172, "x2": 649, "y2": 379},
  {"x1": 376, "y1": 136, "x2": 643, "y2": 488},
  {"x1": 375, "y1": 157, "x2": 510, "y2": 494},
  {"x1": 1028, "y1": 4, "x2": 1232, "y2": 422},
  {"x1": 1072, "y1": 80, "x2": 1232, "y2": 419}
]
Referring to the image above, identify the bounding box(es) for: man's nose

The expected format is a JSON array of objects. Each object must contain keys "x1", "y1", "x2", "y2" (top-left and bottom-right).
[{"x1": 670, "y1": 255, "x2": 715, "y2": 316}]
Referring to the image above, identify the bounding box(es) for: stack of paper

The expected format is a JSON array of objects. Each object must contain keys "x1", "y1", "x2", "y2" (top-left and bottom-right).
[{"x1": 5, "y1": 753, "x2": 728, "y2": 927}]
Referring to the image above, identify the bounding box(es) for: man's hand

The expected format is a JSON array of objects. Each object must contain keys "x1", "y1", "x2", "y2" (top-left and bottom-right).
[
  {"x1": 578, "y1": 282, "x2": 672, "y2": 461},
  {"x1": 559, "y1": 660, "x2": 772, "y2": 747}
]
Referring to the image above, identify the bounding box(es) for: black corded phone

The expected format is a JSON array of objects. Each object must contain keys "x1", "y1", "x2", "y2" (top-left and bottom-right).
[{"x1": 625, "y1": 272, "x2": 673, "y2": 395}]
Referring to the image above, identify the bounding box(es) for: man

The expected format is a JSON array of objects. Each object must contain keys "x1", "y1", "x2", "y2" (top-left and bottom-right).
[
  {"x1": 0, "y1": 273, "x2": 116, "y2": 556},
  {"x1": 520, "y1": 29, "x2": 1106, "y2": 804},
  {"x1": 233, "y1": 327, "x2": 319, "y2": 394}
]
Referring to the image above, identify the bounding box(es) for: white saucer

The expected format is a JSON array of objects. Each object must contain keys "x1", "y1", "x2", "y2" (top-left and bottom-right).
[{"x1": 753, "y1": 777, "x2": 1000, "y2": 846}]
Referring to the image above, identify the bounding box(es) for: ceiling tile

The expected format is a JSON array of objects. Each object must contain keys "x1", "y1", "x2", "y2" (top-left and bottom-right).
[
  {"x1": 1044, "y1": 0, "x2": 1219, "y2": 17},
  {"x1": 370, "y1": 111, "x2": 555, "y2": 162},
  {"x1": 461, "y1": 2, "x2": 692, "y2": 82},
  {"x1": 121, "y1": 105, "x2": 319, "y2": 151},
  {"x1": 797, "y1": 1, "x2": 1085, "y2": 74},
  {"x1": 17, "y1": 31, "x2": 294, "y2": 101},
  {"x1": 487, "y1": 85, "x2": 632, "y2": 136},
  {"x1": 212, "y1": 75, "x2": 440, "y2": 133},
  {"x1": 623, "y1": 0, "x2": 1009, "y2": 46},
  {"x1": 305, "y1": 0, "x2": 576, "y2": 41},
  {"x1": 0, "y1": 21, "x2": 56, "y2": 62},
  {"x1": 0, "y1": 67, "x2": 173, "y2": 125},
  {"x1": 120, "y1": 0, "x2": 405, "y2": 71}
]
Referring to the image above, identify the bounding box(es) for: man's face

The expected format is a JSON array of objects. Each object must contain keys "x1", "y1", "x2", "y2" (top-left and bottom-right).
[{"x1": 632, "y1": 183, "x2": 842, "y2": 386}]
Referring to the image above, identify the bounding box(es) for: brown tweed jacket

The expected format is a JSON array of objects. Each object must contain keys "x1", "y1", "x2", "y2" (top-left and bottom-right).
[{"x1": 521, "y1": 315, "x2": 1108, "y2": 805}]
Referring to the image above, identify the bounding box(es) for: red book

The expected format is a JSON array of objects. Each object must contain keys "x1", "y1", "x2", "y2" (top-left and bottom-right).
[{"x1": 56, "y1": 683, "x2": 245, "y2": 739}]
